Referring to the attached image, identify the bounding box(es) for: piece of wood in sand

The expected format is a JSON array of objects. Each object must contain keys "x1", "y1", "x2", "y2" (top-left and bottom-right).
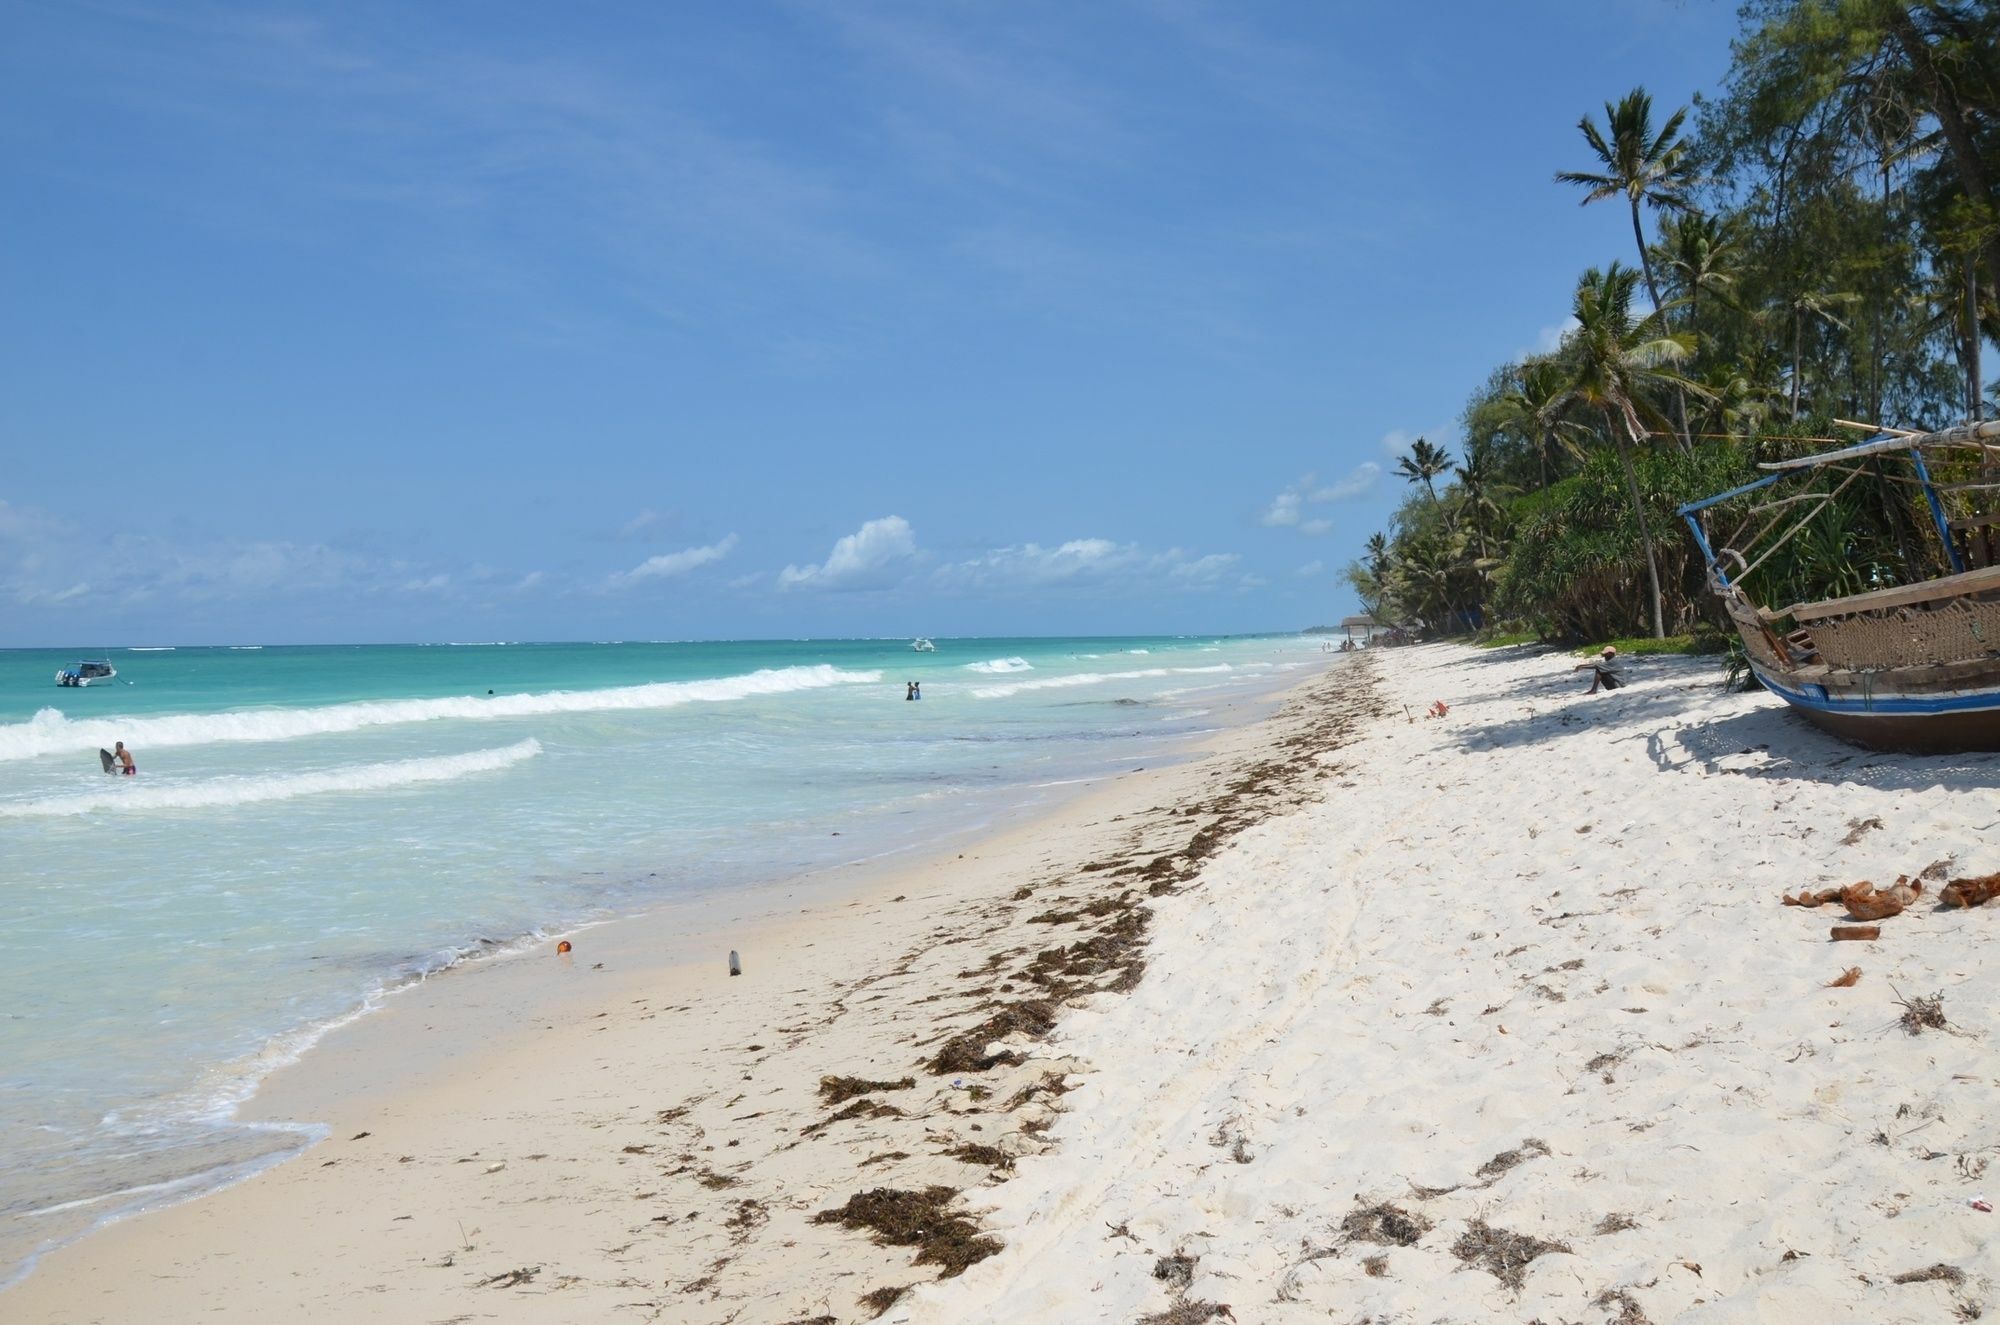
[
  {"x1": 1830, "y1": 925, "x2": 1880, "y2": 942},
  {"x1": 728, "y1": 949, "x2": 742, "y2": 977}
]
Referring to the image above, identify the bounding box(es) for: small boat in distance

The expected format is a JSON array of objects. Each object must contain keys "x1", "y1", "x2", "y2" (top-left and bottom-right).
[
  {"x1": 1681, "y1": 418, "x2": 2000, "y2": 753},
  {"x1": 55, "y1": 660, "x2": 118, "y2": 688},
  {"x1": 910, "y1": 638, "x2": 937, "y2": 652}
]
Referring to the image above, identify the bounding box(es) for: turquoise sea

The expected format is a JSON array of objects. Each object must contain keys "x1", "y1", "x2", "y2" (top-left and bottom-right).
[{"x1": 0, "y1": 633, "x2": 1322, "y2": 1285}]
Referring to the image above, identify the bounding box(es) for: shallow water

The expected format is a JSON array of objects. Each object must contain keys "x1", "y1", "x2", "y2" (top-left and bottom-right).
[{"x1": 0, "y1": 634, "x2": 1322, "y2": 1283}]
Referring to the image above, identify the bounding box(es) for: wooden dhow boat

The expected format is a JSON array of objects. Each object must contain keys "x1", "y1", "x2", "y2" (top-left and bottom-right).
[{"x1": 1679, "y1": 418, "x2": 2000, "y2": 753}]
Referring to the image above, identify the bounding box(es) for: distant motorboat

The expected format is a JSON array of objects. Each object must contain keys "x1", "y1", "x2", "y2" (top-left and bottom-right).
[
  {"x1": 910, "y1": 638, "x2": 937, "y2": 652},
  {"x1": 55, "y1": 660, "x2": 117, "y2": 687}
]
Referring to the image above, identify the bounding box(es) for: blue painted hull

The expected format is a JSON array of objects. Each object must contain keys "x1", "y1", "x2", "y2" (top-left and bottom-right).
[{"x1": 1751, "y1": 664, "x2": 2000, "y2": 753}]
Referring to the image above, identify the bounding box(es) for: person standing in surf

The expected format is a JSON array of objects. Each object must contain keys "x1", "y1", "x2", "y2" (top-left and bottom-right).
[{"x1": 113, "y1": 741, "x2": 136, "y2": 775}]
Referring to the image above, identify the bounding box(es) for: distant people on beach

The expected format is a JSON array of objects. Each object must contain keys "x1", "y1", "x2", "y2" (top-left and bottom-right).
[
  {"x1": 1574, "y1": 646, "x2": 1624, "y2": 694},
  {"x1": 114, "y1": 741, "x2": 136, "y2": 775},
  {"x1": 905, "y1": 682, "x2": 916, "y2": 701},
  {"x1": 912, "y1": 681, "x2": 922, "y2": 701}
]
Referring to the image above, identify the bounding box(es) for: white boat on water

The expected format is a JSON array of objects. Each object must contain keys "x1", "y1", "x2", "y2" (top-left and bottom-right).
[
  {"x1": 910, "y1": 638, "x2": 937, "y2": 652},
  {"x1": 55, "y1": 660, "x2": 117, "y2": 687}
]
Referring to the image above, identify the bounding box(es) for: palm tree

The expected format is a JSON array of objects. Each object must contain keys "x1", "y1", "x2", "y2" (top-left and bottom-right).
[
  {"x1": 1363, "y1": 532, "x2": 1391, "y2": 578},
  {"x1": 1556, "y1": 87, "x2": 1695, "y2": 326},
  {"x1": 1563, "y1": 263, "x2": 1703, "y2": 639},
  {"x1": 1657, "y1": 211, "x2": 1738, "y2": 348},
  {"x1": 1394, "y1": 438, "x2": 1453, "y2": 513},
  {"x1": 1496, "y1": 357, "x2": 1583, "y2": 489},
  {"x1": 1453, "y1": 443, "x2": 1513, "y2": 561}
]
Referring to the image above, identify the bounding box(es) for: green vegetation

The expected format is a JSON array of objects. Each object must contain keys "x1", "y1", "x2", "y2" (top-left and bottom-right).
[{"x1": 1350, "y1": 1, "x2": 1997, "y2": 648}]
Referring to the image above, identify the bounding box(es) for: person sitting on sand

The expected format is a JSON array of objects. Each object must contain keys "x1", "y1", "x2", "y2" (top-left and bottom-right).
[
  {"x1": 114, "y1": 741, "x2": 136, "y2": 775},
  {"x1": 1573, "y1": 646, "x2": 1624, "y2": 694}
]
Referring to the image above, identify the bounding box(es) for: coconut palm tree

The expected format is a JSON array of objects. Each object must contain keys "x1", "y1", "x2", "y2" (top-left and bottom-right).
[
  {"x1": 1556, "y1": 87, "x2": 1695, "y2": 326},
  {"x1": 1394, "y1": 438, "x2": 1453, "y2": 512},
  {"x1": 1496, "y1": 357, "x2": 1584, "y2": 489},
  {"x1": 1657, "y1": 211, "x2": 1738, "y2": 348},
  {"x1": 1563, "y1": 263, "x2": 1703, "y2": 639}
]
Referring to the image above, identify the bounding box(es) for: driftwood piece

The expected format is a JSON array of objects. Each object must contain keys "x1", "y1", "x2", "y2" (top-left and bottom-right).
[
  {"x1": 1942, "y1": 873, "x2": 2000, "y2": 909},
  {"x1": 1830, "y1": 925, "x2": 1881, "y2": 942}
]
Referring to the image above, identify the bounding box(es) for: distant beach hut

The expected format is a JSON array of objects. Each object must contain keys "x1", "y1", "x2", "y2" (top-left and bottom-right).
[{"x1": 1341, "y1": 614, "x2": 1387, "y2": 646}]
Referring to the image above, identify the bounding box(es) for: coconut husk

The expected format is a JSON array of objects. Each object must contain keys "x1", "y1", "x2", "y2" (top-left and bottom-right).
[
  {"x1": 1942, "y1": 872, "x2": 2000, "y2": 909},
  {"x1": 1830, "y1": 925, "x2": 1880, "y2": 942},
  {"x1": 1842, "y1": 882, "x2": 1913, "y2": 922}
]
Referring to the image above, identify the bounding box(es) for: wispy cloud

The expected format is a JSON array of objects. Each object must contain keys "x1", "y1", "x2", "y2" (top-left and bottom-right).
[
  {"x1": 1259, "y1": 461, "x2": 1382, "y2": 533},
  {"x1": 1295, "y1": 559, "x2": 1324, "y2": 577},
  {"x1": 604, "y1": 534, "x2": 738, "y2": 591},
  {"x1": 777, "y1": 517, "x2": 918, "y2": 592},
  {"x1": 932, "y1": 538, "x2": 1242, "y2": 595},
  {"x1": 0, "y1": 496, "x2": 492, "y2": 609}
]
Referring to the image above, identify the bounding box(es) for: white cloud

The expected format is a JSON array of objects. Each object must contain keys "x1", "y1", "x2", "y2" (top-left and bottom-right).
[
  {"x1": 619, "y1": 509, "x2": 667, "y2": 538},
  {"x1": 778, "y1": 517, "x2": 917, "y2": 591},
  {"x1": 1528, "y1": 316, "x2": 1579, "y2": 357},
  {"x1": 1259, "y1": 461, "x2": 1380, "y2": 535},
  {"x1": 1258, "y1": 489, "x2": 1303, "y2": 528},
  {"x1": 933, "y1": 537, "x2": 1243, "y2": 595},
  {"x1": 0, "y1": 496, "x2": 503, "y2": 610},
  {"x1": 1308, "y1": 462, "x2": 1380, "y2": 501},
  {"x1": 1168, "y1": 552, "x2": 1240, "y2": 586},
  {"x1": 1295, "y1": 559, "x2": 1324, "y2": 577},
  {"x1": 605, "y1": 534, "x2": 738, "y2": 590}
]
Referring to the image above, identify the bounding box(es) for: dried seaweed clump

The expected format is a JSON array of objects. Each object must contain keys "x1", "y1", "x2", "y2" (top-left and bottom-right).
[
  {"x1": 1153, "y1": 1252, "x2": 1197, "y2": 1289},
  {"x1": 813, "y1": 1186, "x2": 1001, "y2": 1278},
  {"x1": 1476, "y1": 1137, "x2": 1551, "y2": 1182},
  {"x1": 1451, "y1": 1217, "x2": 1571, "y2": 1290},
  {"x1": 1593, "y1": 1288, "x2": 1654, "y2": 1325},
  {"x1": 1891, "y1": 1263, "x2": 1966, "y2": 1286},
  {"x1": 1136, "y1": 1302, "x2": 1231, "y2": 1325},
  {"x1": 928, "y1": 999, "x2": 1058, "y2": 1074},
  {"x1": 947, "y1": 1142, "x2": 1015, "y2": 1170},
  {"x1": 1896, "y1": 989, "x2": 1948, "y2": 1036},
  {"x1": 858, "y1": 1285, "x2": 907, "y2": 1316},
  {"x1": 819, "y1": 1074, "x2": 916, "y2": 1106},
  {"x1": 1339, "y1": 1201, "x2": 1433, "y2": 1247}
]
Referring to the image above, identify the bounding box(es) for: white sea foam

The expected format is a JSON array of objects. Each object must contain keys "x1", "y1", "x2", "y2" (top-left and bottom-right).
[
  {"x1": 963, "y1": 657, "x2": 1034, "y2": 674},
  {"x1": 970, "y1": 664, "x2": 1232, "y2": 700},
  {"x1": 1126, "y1": 648, "x2": 1151, "y2": 655},
  {"x1": 127, "y1": 647, "x2": 176, "y2": 652},
  {"x1": 0, "y1": 665, "x2": 880, "y2": 761},
  {"x1": 0, "y1": 740, "x2": 544, "y2": 817}
]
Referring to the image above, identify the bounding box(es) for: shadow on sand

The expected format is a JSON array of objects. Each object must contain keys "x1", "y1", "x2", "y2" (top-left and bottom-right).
[
  {"x1": 1657, "y1": 704, "x2": 2000, "y2": 793},
  {"x1": 1448, "y1": 660, "x2": 2000, "y2": 794}
]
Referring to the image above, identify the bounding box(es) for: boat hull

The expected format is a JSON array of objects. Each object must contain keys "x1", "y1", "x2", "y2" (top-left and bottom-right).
[{"x1": 1752, "y1": 664, "x2": 2000, "y2": 754}]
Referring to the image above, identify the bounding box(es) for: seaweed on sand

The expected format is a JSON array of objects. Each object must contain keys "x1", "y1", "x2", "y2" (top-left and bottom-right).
[
  {"x1": 928, "y1": 999, "x2": 1058, "y2": 1074},
  {"x1": 1339, "y1": 1201, "x2": 1433, "y2": 1246},
  {"x1": 819, "y1": 1074, "x2": 916, "y2": 1106},
  {"x1": 1451, "y1": 1217, "x2": 1570, "y2": 1290},
  {"x1": 812, "y1": 1186, "x2": 1001, "y2": 1278}
]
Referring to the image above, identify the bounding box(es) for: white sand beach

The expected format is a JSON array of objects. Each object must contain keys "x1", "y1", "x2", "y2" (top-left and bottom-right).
[{"x1": 14, "y1": 644, "x2": 2000, "y2": 1324}]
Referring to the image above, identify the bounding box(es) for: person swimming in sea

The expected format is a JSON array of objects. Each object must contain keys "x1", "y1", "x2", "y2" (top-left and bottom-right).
[{"x1": 113, "y1": 741, "x2": 136, "y2": 775}]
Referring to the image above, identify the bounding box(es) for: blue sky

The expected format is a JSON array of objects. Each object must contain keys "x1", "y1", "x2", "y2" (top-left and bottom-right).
[{"x1": 2, "y1": 0, "x2": 1744, "y2": 645}]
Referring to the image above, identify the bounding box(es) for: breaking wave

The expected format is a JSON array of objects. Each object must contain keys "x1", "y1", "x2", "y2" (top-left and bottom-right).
[
  {"x1": 0, "y1": 665, "x2": 881, "y2": 761},
  {"x1": 962, "y1": 657, "x2": 1034, "y2": 674},
  {"x1": 0, "y1": 740, "x2": 544, "y2": 817},
  {"x1": 970, "y1": 664, "x2": 1232, "y2": 700}
]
